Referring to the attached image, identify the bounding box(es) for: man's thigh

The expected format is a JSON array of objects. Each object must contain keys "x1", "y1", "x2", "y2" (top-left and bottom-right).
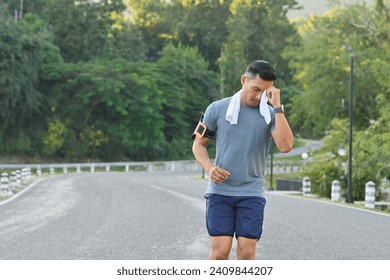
[
  {"x1": 206, "y1": 194, "x2": 236, "y2": 237},
  {"x1": 235, "y1": 196, "x2": 266, "y2": 239}
]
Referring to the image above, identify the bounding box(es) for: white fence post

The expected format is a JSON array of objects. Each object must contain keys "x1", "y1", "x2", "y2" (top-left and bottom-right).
[
  {"x1": 331, "y1": 180, "x2": 341, "y2": 202},
  {"x1": 37, "y1": 166, "x2": 42, "y2": 177},
  {"x1": 21, "y1": 168, "x2": 27, "y2": 184},
  {"x1": 10, "y1": 171, "x2": 17, "y2": 191},
  {"x1": 1, "y1": 172, "x2": 12, "y2": 197},
  {"x1": 365, "y1": 181, "x2": 376, "y2": 209},
  {"x1": 16, "y1": 170, "x2": 21, "y2": 184},
  {"x1": 302, "y1": 176, "x2": 311, "y2": 196}
]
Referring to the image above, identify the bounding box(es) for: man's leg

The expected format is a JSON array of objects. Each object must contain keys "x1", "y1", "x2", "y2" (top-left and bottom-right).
[
  {"x1": 235, "y1": 196, "x2": 266, "y2": 260},
  {"x1": 206, "y1": 194, "x2": 235, "y2": 259},
  {"x1": 209, "y1": 236, "x2": 233, "y2": 260},
  {"x1": 236, "y1": 237, "x2": 257, "y2": 260}
]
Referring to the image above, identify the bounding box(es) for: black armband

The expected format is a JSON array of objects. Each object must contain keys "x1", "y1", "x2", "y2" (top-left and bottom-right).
[{"x1": 191, "y1": 114, "x2": 215, "y2": 140}]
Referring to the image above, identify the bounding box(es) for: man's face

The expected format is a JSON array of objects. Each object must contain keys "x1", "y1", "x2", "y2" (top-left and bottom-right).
[{"x1": 240, "y1": 74, "x2": 274, "y2": 107}]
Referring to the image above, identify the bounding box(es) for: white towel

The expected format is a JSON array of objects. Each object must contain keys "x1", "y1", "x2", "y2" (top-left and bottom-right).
[
  {"x1": 225, "y1": 90, "x2": 271, "y2": 125},
  {"x1": 225, "y1": 90, "x2": 242, "y2": 125},
  {"x1": 259, "y1": 90, "x2": 271, "y2": 124}
]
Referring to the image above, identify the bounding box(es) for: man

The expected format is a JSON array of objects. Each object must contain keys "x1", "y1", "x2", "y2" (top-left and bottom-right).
[{"x1": 192, "y1": 60, "x2": 293, "y2": 260}]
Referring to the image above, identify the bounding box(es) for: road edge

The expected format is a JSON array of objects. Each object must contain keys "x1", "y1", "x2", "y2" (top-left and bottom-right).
[
  {"x1": 0, "y1": 177, "x2": 50, "y2": 207},
  {"x1": 267, "y1": 191, "x2": 390, "y2": 218}
]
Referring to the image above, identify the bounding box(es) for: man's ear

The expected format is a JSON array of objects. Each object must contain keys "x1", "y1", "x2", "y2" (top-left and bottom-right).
[{"x1": 240, "y1": 74, "x2": 247, "y2": 86}]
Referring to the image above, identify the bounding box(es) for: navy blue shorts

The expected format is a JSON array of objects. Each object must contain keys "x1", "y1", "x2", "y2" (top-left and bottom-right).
[{"x1": 205, "y1": 194, "x2": 266, "y2": 240}]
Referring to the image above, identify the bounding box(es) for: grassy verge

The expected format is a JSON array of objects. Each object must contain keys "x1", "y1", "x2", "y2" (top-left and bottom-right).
[{"x1": 287, "y1": 192, "x2": 390, "y2": 214}]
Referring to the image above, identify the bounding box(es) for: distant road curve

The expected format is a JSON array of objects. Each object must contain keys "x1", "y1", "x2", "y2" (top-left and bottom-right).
[{"x1": 274, "y1": 139, "x2": 323, "y2": 158}]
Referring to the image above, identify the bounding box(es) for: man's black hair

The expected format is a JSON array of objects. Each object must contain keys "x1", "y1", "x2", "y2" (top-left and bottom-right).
[{"x1": 245, "y1": 60, "x2": 277, "y2": 81}]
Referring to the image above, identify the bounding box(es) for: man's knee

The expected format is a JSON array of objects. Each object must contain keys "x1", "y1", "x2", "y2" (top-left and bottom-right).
[
  {"x1": 209, "y1": 249, "x2": 230, "y2": 260},
  {"x1": 237, "y1": 246, "x2": 256, "y2": 259},
  {"x1": 209, "y1": 236, "x2": 232, "y2": 260},
  {"x1": 237, "y1": 238, "x2": 257, "y2": 260}
]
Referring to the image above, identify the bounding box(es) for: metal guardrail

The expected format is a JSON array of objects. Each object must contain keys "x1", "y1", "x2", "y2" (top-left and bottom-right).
[
  {"x1": 1, "y1": 160, "x2": 301, "y2": 173},
  {"x1": 0, "y1": 160, "x2": 203, "y2": 173}
]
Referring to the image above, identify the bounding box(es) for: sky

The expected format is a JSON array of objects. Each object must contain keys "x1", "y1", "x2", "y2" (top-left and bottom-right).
[
  {"x1": 287, "y1": 0, "x2": 375, "y2": 18},
  {"x1": 287, "y1": 0, "x2": 330, "y2": 18}
]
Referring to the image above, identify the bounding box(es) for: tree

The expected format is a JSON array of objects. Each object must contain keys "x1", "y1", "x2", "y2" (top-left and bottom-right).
[
  {"x1": 176, "y1": 0, "x2": 232, "y2": 72},
  {"x1": 125, "y1": 0, "x2": 183, "y2": 61},
  {"x1": 155, "y1": 44, "x2": 218, "y2": 159},
  {"x1": 0, "y1": 8, "x2": 55, "y2": 155},
  {"x1": 41, "y1": 0, "x2": 126, "y2": 62},
  {"x1": 304, "y1": 92, "x2": 389, "y2": 201},
  {"x1": 220, "y1": 0, "x2": 300, "y2": 97},
  {"x1": 42, "y1": 59, "x2": 166, "y2": 161},
  {"x1": 303, "y1": 118, "x2": 350, "y2": 198},
  {"x1": 106, "y1": 20, "x2": 147, "y2": 62},
  {"x1": 285, "y1": 1, "x2": 390, "y2": 137}
]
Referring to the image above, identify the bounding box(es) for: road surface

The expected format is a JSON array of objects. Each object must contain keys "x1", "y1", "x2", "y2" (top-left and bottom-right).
[
  {"x1": 274, "y1": 139, "x2": 323, "y2": 158},
  {"x1": 0, "y1": 171, "x2": 389, "y2": 260}
]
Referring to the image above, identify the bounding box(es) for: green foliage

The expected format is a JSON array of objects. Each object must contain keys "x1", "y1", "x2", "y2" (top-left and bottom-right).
[
  {"x1": 305, "y1": 93, "x2": 390, "y2": 200},
  {"x1": 43, "y1": 119, "x2": 69, "y2": 156},
  {"x1": 0, "y1": 0, "x2": 389, "y2": 167},
  {"x1": 304, "y1": 119, "x2": 349, "y2": 197},
  {"x1": 41, "y1": 0, "x2": 126, "y2": 62},
  {"x1": 125, "y1": 0, "x2": 181, "y2": 61},
  {"x1": 155, "y1": 44, "x2": 218, "y2": 159},
  {"x1": 285, "y1": 2, "x2": 390, "y2": 137},
  {"x1": 286, "y1": 1, "x2": 390, "y2": 200},
  {"x1": 220, "y1": 0, "x2": 300, "y2": 96},
  {"x1": 42, "y1": 59, "x2": 166, "y2": 161},
  {"x1": 107, "y1": 23, "x2": 147, "y2": 62},
  {"x1": 0, "y1": 8, "x2": 53, "y2": 155},
  {"x1": 176, "y1": 0, "x2": 232, "y2": 71}
]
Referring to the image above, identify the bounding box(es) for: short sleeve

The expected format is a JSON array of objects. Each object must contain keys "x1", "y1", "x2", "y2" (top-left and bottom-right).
[{"x1": 202, "y1": 102, "x2": 217, "y2": 132}]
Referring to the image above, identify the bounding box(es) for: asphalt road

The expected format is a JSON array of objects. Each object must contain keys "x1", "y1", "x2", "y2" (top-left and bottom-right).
[{"x1": 0, "y1": 171, "x2": 389, "y2": 260}]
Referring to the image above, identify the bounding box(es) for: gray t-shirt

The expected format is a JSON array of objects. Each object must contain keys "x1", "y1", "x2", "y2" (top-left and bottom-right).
[{"x1": 203, "y1": 97, "x2": 276, "y2": 197}]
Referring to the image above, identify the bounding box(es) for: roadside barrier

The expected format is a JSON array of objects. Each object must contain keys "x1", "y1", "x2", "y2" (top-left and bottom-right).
[
  {"x1": 10, "y1": 171, "x2": 17, "y2": 192},
  {"x1": 16, "y1": 170, "x2": 21, "y2": 184},
  {"x1": 302, "y1": 176, "x2": 311, "y2": 196},
  {"x1": 0, "y1": 168, "x2": 32, "y2": 198},
  {"x1": 1, "y1": 172, "x2": 12, "y2": 197},
  {"x1": 365, "y1": 181, "x2": 376, "y2": 209},
  {"x1": 331, "y1": 180, "x2": 341, "y2": 202}
]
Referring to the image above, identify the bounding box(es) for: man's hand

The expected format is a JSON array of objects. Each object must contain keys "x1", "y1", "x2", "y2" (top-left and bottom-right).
[
  {"x1": 208, "y1": 166, "x2": 231, "y2": 184},
  {"x1": 265, "y1": 86, "x2": 281, "y2": 108}
]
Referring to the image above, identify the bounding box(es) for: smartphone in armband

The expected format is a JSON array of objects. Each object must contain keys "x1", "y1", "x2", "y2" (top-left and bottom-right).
[{"x1": 191, "y1": 114, "x2": 215, "y2": 140}]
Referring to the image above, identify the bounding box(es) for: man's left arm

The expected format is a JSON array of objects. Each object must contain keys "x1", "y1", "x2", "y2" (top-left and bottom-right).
[{"x1": 266, "y1": 86, "x2": 294, "y2": 153}]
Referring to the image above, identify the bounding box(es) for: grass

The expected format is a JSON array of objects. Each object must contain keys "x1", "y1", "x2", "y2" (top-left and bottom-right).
[
  {"x1": 264, "y1": 171, "x2": 390, "y2": 215},
  {"x1": 275, "y1": 154, "x2": 304, "y2": 162},
  {"x1": 287, "y1": 192, "x2": 390, "y2": 214}
]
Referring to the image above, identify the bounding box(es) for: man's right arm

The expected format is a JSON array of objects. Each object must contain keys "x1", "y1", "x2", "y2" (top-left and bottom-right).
[
  {"x1": 192, "y1": 136, "x2": 230, "y2": 184},
  {"x1": 192, "y1": 136, "x2": 214, "y2": 174}
]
